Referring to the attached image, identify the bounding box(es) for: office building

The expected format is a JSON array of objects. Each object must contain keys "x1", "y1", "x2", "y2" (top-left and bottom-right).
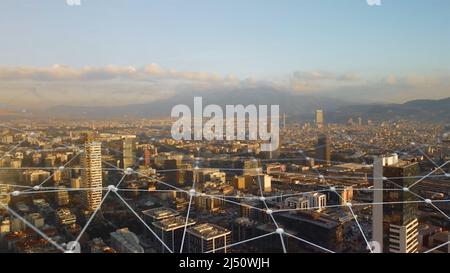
[
  {"x1": 142, "y1": 207, "x2": 179, "y2": 223},
  {"x1": 186, "y1": 223, "x2": 231, "y2": 253},
  {"x1": 56, "y1": 208, "x2": 77, "y2": 225},
  {"x1": 122, "y1": 136, "x2": 136, "y2": 169},
  {"x1": 315, "y1": 134, "x2": 331, "y2": 165},
  {"x1": 152, "y1": 216, "x2": 196, "y2": 253},
  {"x1": 316, "y1": 109, "x2": 324, "y2": 129},
  {"x1": 54, "y1": 186, "x2": 70, "y2": 206},
  {"x1": 383, "y1": 160, "x2": 420, "y2": 253}
]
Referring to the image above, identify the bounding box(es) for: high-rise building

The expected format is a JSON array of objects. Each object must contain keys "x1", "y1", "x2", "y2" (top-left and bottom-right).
[
  {"x1": 144, "y1": 144, "x2": 152, "y2": 166},
  {"x1": 0, "y1": 184, "x2": 10, "y2": 210},
  {"x1": 152, "y1": 216, "x2": 196, "y2": 253},
  {"x1": 122, "y1": 136, "x2": 136, "y2": 169},
  {"x1": 22, "y1": 170, "x2": 51, "y2": 186},
  {"x1": 164, "y1": 159, "x2": 182, "y2": 186},
  {"x1": 382, "y1": 160, "x2": 420, "y2": 253},
  {"x1": 186, "y1": 223, "x2": 231, "y2": 253},
  {"x1": 315, "y1": 109, "x2": 324, "y2": 129},
  {"x1": 81, "y1": 139, "x2": 103, "y2": 211},
  {"x1": 54, "y1": 186, "x2": 70, "y2": 206},
  {"x1": 236, "y1": 159, "x2": 262, "y2": 176},
  {"x1": 315, "y1": 134, "x2": 331, "y2": 165},
  {"x1": 56, "y1": 208, "x2": 77, "y2": 225}
]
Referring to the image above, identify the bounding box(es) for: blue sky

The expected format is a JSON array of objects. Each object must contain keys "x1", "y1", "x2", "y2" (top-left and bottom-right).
[{"x1": 0, "y1": 0, "x2": 449, "y2": 106}]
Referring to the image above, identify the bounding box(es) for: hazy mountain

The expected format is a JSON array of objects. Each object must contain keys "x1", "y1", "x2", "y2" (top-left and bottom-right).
[
  {"x1": 326, "y1": 97, "x2": 450, "y2": 123},
  {"x1": 2, "y1": 88, "x2": 449, "y2": 123},
  {"x1": 43, "y1": 88, "x2": 352, "y2": 119}
]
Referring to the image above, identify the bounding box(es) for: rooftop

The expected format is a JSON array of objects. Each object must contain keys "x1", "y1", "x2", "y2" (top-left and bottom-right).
[
  {"x1": 152, "y1": 216, "x2": 196, "y2": 231},
  {"x1": 142, "y1": 207, "x2": 179, "y2": 221},
  {"x1": 187, "y1": 223, "x2": 231, "y2": 240}
]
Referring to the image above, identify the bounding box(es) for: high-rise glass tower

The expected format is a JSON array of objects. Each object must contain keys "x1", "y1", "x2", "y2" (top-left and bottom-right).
[
  {"x1": 122, "y1": 137, "x2": 136, "y2": 169},
  {"x1": 315, "y1": 134, "x2": 331, "y2": 165},
  {"x1": 383, "y1": 161, "x2": 419, "y2": 253}
]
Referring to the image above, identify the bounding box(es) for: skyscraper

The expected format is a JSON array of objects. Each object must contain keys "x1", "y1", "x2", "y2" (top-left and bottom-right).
[
  {"x1": 383, "y1": 160, "x2": 419, "y2": 253},
  {"x1": 315, "y1": 134, "x2": 331, "y2": 165},
  {"x1": 315, "y1": 109, "x2": 324, "y2": 129},
  {"x1": 144, "y1": 144, "x2": 151, "y2": 166},
  {"x1": 122, "y1": 136, "x2": 136, "y2": 169},
  {"x1": 81, "y1": 139, "x2": 103, "y2": 211}
]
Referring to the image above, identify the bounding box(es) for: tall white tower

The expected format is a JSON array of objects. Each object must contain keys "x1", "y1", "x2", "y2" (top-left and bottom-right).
[
  {"x1": 81, "y1": 141, "x2": 103, "y2": 211},
  {"x1": 316, "y1": 109, "x2": 324, "y2": 129}
]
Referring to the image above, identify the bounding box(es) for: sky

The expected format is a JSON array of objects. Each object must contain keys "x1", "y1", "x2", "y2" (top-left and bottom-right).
[{"x1": 0, "y1": 0, "x2": 449, "y2": 108}]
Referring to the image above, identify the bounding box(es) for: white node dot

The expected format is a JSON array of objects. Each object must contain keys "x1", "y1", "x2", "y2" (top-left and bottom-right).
[
  {"x1": 125, "y1": 168, "x2": 133, "y2": 175},
  {"x1": 194, "y1": 166, "x2": 199, "y2": 170},
  {"x1": 259, "y1": 196, "x2": 266, "y2": 202},
  {"x1": 33, "y1": 185, "x2": 40, "y2": 191},
  {"x1": 298, "y1": 150, "x2": 304, "y2": 154},
  {"x1": 330, "y1": 186, "x2": 336, "y2": 191},
  {"x1": 382, "y1": 177, "x2": 387, "y2": 181},
  {"x1": 59, "y1": 166, "x2": 65, "y2": 171},
  {"x1": 266, "y1": 209, "x2": 273, "y2": 215},
  {"x1": 108, "y1": 185, "x2": 118, "y2": 192},
  {"x1": 305, "y1": 157, "x2": 310, "y2": 161},
  {"x1": 424, "y1": 199, "x2": 432, "y2": 204},
  {"x1": 276, "y1": 228, "x2": 285, "y2": 235},
  {"x1": 346, "y1": 202, "x2": 353, "y2": 207},
  {"x1": 79, "y1": 149, "x2": 84, "y2": 153},
  {"x1": 410, "y1": 142, "x2": 416, "y2": 146},
  {"x1": 403, "y1": 187, "x2": 409, "y2": 192},
  {"x1": 139, "y1": 157, "x2": 144, "y2": 161},
  {"x1": 443, "y1": 133, "x2": 448, "y2": 138},
  {"x1": 11, "y1": 191, "x2": 20, "y2": 197},
  {"x1": 189, "y1": 189, "x2": 196, "y2": 196},
  {"x1": 30, "y1": 132, "x2": 36, "y2": 137},
  {"x1": 318, "y1": 175, "x2": 324, "y2": 180},
  {"x1": 445, "y1": 173, "x2": 450, "y2": 178}
]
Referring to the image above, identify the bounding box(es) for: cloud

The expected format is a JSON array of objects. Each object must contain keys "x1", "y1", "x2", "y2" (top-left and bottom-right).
[
  {"x1": 289, "y1": 70, "x2": 362, "y2": 93},
  {"x1": 0, "y1": 64, "x2": 448, "y2": 107},
  {"x1": 0, "y1": 64, "x2": 239, "y2": 84}
]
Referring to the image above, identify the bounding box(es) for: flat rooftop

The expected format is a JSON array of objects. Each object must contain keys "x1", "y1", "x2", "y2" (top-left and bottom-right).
[
  {"x1": 152, "y1": 216, "x2": 196, "y2": 231},
  {"x1": 142, "y1": 207, "x2": 179, "y2": 221},
  {"x1": 187, "y1": 223, "x2": 231, "y2": 240}
]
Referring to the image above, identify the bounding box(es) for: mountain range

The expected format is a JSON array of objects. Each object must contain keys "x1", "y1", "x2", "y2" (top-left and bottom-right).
[{"x1": 1, "y1": 88, "x2": 449, "y2": 122}]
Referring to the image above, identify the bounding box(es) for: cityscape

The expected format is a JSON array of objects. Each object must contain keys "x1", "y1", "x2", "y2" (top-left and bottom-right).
[
  {"x1": 0, "y1": 0, "x2": 450, "y2": 256},
  {"x1": 0, "y1": 113, "x2": 449, "y2": 253}
]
